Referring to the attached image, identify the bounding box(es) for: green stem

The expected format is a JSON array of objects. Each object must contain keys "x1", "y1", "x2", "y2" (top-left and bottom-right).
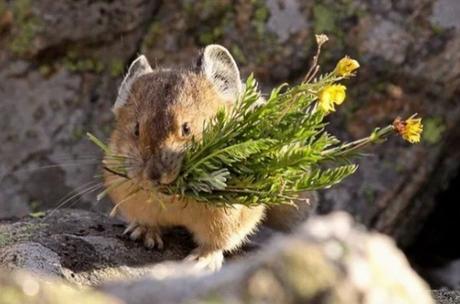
[{"x1": 322, "y1": 125, "x2": 394, "y2": 157}]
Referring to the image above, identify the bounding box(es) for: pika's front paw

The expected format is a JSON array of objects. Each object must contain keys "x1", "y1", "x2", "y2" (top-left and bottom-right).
[
  {"x1": 123, "y1": 222, "x2": 164, "y2": 250},
  {"x1": 185, "y1": 247, "x2": 224, "y2": 272}
]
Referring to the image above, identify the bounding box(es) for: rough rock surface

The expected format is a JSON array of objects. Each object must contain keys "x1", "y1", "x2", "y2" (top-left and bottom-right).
[
  {"x1": 0, "y1": 209, "x2": 195, "y2": 285},
  {"x1": 432, "y1": 288, "x2": 460, "y2": 304},
  {"x1": 0, "y1": 209, "x2": 434, "y2": 303},
  {"x1": 0, "y1": 0, "x2": 161, "y2": 218}
]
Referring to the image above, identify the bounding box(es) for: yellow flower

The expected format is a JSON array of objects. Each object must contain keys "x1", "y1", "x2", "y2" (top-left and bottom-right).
[
  {"x1": 393, "y1": 115, "x2": 423, "y2": 143},
  {"x1": 318, "y1": 84, "x2": 346, "y2": 113},
  {"x1": 335, "y1": 56, "x2": 360, "y2": 77}
]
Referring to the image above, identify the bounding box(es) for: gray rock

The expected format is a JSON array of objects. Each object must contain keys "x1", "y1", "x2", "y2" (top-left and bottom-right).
[
  {"x1": 0, "y1": 209, "x2": 434, "y2": 303},
  {"x1": 431, "y1": 0, "x2": 460, "y2": 30},
  {"x1": 0, "y1": 242, "x2": 62, "y2": 275},
  {"x1": 266, "y1": 0, "x2": 308, "y2": 43},
  {"x1": 432, "y1": 288, "x2": 460, "y2": 304},
  {"x1": 0, "y1": 0, "x2": 161, "y2": 218},
  {"x1": 0, "y1": 209, "x2": 195, "y2": 285},
  {"x1": 357, "y1": 17, "x2": 412, "y2": 64}
]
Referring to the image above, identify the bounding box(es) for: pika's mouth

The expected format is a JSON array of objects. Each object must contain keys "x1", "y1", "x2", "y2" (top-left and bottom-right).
[{"x1": 159, "y1": 170, "x2": 180, "y2": 185}]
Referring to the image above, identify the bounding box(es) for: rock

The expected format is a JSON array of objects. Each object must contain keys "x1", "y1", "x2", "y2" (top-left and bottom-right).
[
  {"x1": 2, "y1": 0, "x2": 160, "y2": 57},
  {"x1": 432, "y1": 288, "x2": 460, "y2": 304},
  {"x1": 0, "y1": 209, "x2": 195, "y2": 285},
  {"x1": 0, "y1": 0, "x2": 160, "y2": 218},
  {"x1": 430, "y1": 0, "x2": 460, "y2": 30},
  {"x1": 0, "y1": 270, "x2": 120, "y2": 304},
  {"x1": 357, "y1": 17, "x2": 412, "y2": 65},
  {"x1": 0, "y1": 209, "x2": 434, "y2": 303}
]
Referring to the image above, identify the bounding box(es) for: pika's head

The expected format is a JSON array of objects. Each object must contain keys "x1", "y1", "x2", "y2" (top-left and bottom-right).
[{"x1": 108, "y1": 45, "x2": 242, "y2": 185}]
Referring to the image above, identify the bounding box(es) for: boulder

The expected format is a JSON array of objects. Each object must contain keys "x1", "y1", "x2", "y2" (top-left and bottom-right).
[{"x1": 0, "y1": 209, "x2": 434, "y2": 303}]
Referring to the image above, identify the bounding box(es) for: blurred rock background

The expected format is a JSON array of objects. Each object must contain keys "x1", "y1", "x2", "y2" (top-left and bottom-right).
[{"x1": 1, "y1": 0, "x2": 460, "y2": 298}]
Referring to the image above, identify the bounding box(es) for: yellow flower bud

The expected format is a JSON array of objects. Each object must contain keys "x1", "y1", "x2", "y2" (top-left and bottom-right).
[
  {"x1": 335, "y1": 56, "x2": 360, "y2": 77},
  {"x1": 393, "y1": 115, "x2": 423, "y2": 144},
  {"x1": 318, "y1": 84, "x2": 346, "y2": 113}
]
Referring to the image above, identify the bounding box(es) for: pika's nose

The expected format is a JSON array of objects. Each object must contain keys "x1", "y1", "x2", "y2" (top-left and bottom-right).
[{"x1": 143, "y1": 158, "x2": 161, "y2": 182}]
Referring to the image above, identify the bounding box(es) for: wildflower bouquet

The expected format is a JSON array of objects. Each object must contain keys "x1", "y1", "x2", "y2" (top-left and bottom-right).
[{"x1": 90, "y1": 35, "x2": 423, "y2": 207}]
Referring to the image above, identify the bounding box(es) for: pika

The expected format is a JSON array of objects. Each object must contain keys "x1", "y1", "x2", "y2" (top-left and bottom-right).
[{"x1": 104, "y1": 45, "x2": 265, "y2": 271}]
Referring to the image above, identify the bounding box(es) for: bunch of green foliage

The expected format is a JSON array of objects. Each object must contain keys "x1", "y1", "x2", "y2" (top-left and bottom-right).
[
  {"x1": 89, "y1": 36, "x2": 422, "y2": 208},
  {"x1": 160, "y1": 74, "x2": 357, "y2": 206}
]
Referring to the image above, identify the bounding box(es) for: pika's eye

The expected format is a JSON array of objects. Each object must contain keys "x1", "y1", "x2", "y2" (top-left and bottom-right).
[
  {"x1": 134, "y1": 122, "x2": 140, "y2": 137},
  {"x1": 181, "y1": 122, "x2": 191, "y2": 137}
]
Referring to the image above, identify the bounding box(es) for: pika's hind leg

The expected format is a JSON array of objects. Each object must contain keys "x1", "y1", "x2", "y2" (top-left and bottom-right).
[
  {"x1": 123, "y1": 222, "x2": 164, "y2": 250},
  {"x1": 185, "y1": 246, "x2": 224, "y2": 272}
]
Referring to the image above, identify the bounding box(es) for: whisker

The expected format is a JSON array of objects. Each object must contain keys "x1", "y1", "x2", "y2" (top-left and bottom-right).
[
  {"x1": 13, "y1": 161, "x2": 101, "y2": 175},
  {"x1": 45, "y1": 181, "x2": 105, "y2": 218},
  {"x1": 109, "y1": 185, "x2": 141, "y2": 217},
  {"x1": 109, "y1": 194, "x2": 134, "y2": 217},
  {"x1": 45, "y1": 176, "x2": 126, "y2": 219},
  {"x1": 96, "y1": 178, "x2": 130, "y2": 201}
]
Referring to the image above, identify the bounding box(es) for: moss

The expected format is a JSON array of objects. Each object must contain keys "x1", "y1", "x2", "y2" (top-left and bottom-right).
[
  {"x1": 38, "y1": 64, "x2": 52, "y2": 76},
  {"x1": 254, "y1": 4, "x2": 269, "y2": 22},
  {"x1": 62, "y1": 56, "x2": 104, "y2": 74},
  {"x1": 29, "y1": 200, "x2": 41, "y2": 212},
  {"x1": 252, "y1": 1, "x2": 269, "y2": 37},
  {"x1": 142, "y1": 21, "x2": 162, "y2": 50},
  {"x1": 313, "y1": 4, "x2": 337, "y2": 34},
  {"x1": 0, "y1": 232, "x2": 8, "y2": 247},
  {"x1": 312, "y1": 0, "x2": 366, "y2": 59},
  {"x1": 0, "y1": 223, "x2": 46, "y2": 247},
  {"x1": 431, "y1": 23, "x2": 445, "y2": 35},
  {"x1": 72, "y1": 126, "x2": 86, "y2": 141},
  {"x1": 198, "y1": 26, "x2": 224, "y2": 45},
  {"x1": 9, "y1": 0, "x2": 42, "y2": 56},
  {"x1": 362, "y1": 185, "x2": 376, "y2": 203},
  {"x1": 423, "y1": 117, "x2": 446, "y2": 144},
  {"x1": 197, "y1": 0, "x2": 230, "y2": 18},
  {"x1": 109, "y1": 58, "x2": 124, "y2": 77},
  {"x1": 230, "y1": 45, "x2": 247, "y2": 64},
  {"x1": 0, "y1": 0, "x2": 6, "y2": 17},
  {"x1": 29, "y1": 211, "x2": 46, "y2": 218}
]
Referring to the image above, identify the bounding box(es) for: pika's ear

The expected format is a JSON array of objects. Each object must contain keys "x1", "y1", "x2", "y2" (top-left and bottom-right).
[
  {"x1": 113, "y1": 55, "x2": 153, "y2": 113},
  {"x1": 198, "y1": 44, "x2": 242, "y2": 102}
]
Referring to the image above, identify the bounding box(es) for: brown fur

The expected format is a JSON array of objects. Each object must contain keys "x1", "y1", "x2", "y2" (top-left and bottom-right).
[{"x1": 105, "y1": 67, "x2": 265, "y2": 271}]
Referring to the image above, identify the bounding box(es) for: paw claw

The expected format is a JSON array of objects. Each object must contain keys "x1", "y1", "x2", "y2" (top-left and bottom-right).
[
  {"x1": 155, "y1": 235, "x2": 164, "y2": 250},
  {"x1": 124, "y1": 223, "x2": 164, "y2": 250},
  {"x1": 123, "y1": 222, "x2": 138, "y2": 235},
  {"x1": 144, "y1": 235, "x2": 156, "y2": 249},
  {"x1": 130, "y1": 226, "x2": 145, "y2": 241}
]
